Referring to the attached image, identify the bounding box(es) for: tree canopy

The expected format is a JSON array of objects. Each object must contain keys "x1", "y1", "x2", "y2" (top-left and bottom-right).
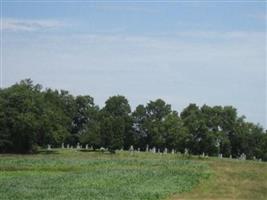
[{"x1": 0, "y1": 80, "x2": 266, "y2": 160}]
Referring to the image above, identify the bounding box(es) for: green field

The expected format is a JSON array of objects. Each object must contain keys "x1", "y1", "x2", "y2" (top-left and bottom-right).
[{"x1": 0, "y1": 150, "x2": 266, "y2": 200}]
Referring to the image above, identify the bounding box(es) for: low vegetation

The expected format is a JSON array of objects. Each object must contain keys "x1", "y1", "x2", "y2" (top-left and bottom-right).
[
  {"x1": 0, "y1": 149, "x2": 210, "y2": 200},
  {"x1": 0, "y1": 150, "x2": 266, "y2": 200},
  {"x1": 170, "y1": 158, "x2": 267, "y2": 200}
]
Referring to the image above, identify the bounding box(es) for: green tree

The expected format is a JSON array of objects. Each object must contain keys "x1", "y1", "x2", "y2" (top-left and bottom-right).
[{"x1": 100, "y1": 95, "x2": 132, "y2": 152}]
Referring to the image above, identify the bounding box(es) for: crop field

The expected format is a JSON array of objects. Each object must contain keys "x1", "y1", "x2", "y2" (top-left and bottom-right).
[
  {"x1": 0, "y1": 150, "x2": 210, "y2": 200},
  {"x1": 0, "y1": 150, "x2": 266, "y2": 200}
]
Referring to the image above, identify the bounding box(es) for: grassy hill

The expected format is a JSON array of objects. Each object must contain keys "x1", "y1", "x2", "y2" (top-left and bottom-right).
[{"x1": 0, "y1": 149, "x2": 266, "y2": 200}]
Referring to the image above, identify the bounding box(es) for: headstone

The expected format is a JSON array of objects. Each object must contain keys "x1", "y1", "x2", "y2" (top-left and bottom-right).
[
  {"x1": 229, "y1": 154, "x2": 232, "y2": 159},
  {"x1": 184, "y1": 148, "x2": 189, "y2": 156},
  {"x1": 164, "y1": 148, "x2": 168, "y2": 154},
  {"x1": 202, "y1": 152, "x2": 205, "y2": 158},
  {"x1": 146, "y1": 145, "x2": 149, "y2": 152},
  {"x1": 61, "y1": 143, "x2": 64, "y2": 149},
  {"x1": 47, "y1": 144, "x2": 51, "y2": 150},
  {"x1": 76, "y1": 143, "x2": 80, "y2": 149},
  {"x1": 239, "y1": 153, "x2": 246, "y2": 160},
  {"x1": 67, "y1": 144, "x2": 70, "y2": 149},
  {"x1": 100, "y1": 147, "x2": 105, "y2": 152},
  {"x1": 259, "y1": 158, "x2": 262, "y2": 162},
  {"x1": 70, "y1": 146, "x2": 73, "y2": 149},
  {"x1": 85, "y1": 144, "x2": 89, "y2": 150},
  {"x1": 129, "y1": 145, "x2": 134, "y2": 155},
  {"x1": 137, "y1": 148, "x2": 140, "y2": 152},
  {"x1": 157, "y1": 148, "x2": 161, "y2": 153},
  {"x1": 253, "y1": 156, "x2": 256, "y2": 161},
  {"x1": 152, "y1": 147, "x2": 156, "y2": 153},
  {"x1": 171, "y1": 149, "x2": 175, "y2": 154},
  {"x1": 218, "y1": 153, "x2": 223, "y2": 159}
]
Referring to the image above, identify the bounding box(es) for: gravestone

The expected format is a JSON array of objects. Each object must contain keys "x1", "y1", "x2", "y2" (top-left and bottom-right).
[
  {"x1": 137, "y1": 148, "x2": 140, "y2": 152},
  {"x1": 146, "y1": 145, "x2": 149, "y2": 152},
  {"x1": 171, "y1": 149, "x2": 175, "y2": 154},
  {"x1": 164, "y1": 148, "x2": 168, "y2": 154},
  {"x1": 61, "y1": 143, "x2": 64, "y2": 149},
  {"x1": 229, "y1": 154, "x2": 232, "y2": 159},
  {"x1": 47, "y1": 144, "x2": 51, "y2": 150},
  {"x1": 76, "y1": 143, "x2": 80, "y2": 149},
  {"x1": 85, "y1": 144, "x2": 89, "y2": 150},
  {"x1": 184, "y1": 148, "x2": 189, "y2": 156},
  {"x1": 129, "y1": 145, "x2": 134, "y2": 155},
  {"x1": 239, "y1": 153, "x2": 246, "y2": 160},
  {"x1": 202, "y1": 152, "x2": 205, "y2": 158},
  {"x1": 152, "y1": 147, "x2": 156, "y2": 153},
  {"x1": 218, "y1": 153, "x2": 223, "y2": 159}
]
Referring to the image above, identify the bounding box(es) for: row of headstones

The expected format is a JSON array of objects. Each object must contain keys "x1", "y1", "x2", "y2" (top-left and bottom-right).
[
  {"x1": 47, "y1": 144, "x2": 263, "y2": 162},
  {"x1": 216, "y1": 152, "x2": 262, "y2": 162},
  {"x1": 47, "y1": 143, "x2": 97, "y2": 150},
  {"x1": 128, "y1": 145, "x2": 263, "y2": 162},
  {"x1": 129, "y1": 145, "x2": 186, "y2": 155}
]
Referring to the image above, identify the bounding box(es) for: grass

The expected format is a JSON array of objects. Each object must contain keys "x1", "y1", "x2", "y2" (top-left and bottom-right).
[
  {"x1": 168, "y1": 158, "x2": 267, "y2": 200},
  {"x1": 0, "y1": 150, "x2": 266, "y2": 200},
  {"x1": 0, "y1": 149, "x2": 210, "y2": 200}
]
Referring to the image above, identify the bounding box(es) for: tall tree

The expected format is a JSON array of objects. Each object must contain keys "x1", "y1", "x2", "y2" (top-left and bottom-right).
[{"x1": 100, "y1": 95, "x2": 132, "y2": 152}]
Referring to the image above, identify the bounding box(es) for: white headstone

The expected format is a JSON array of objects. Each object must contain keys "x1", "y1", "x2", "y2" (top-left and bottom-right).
[
  {"x1": 164, "y1": 148, "x2": 168, "y2": 154},
  {"x1": 129, "y1": 145, "x2": 134, "y2": 155},
  {"x1": 85, "y1": 144, "x2": 89, "y2": 150},
  {"x1": 171, "y1": 149, "x2": 175, "y2": 154},
  {"x1": 218, "y1": 153, "x2": 223, "y2": 159},
  {"x1": 184, "y1": 148, "x2": 189, "y2": 155},
  {"x1": 47, "y1": 144, "x2": 51, "y2": 150},
  {"x1": 229, "y1": 154, "x2": 232, "y2": 159},
  {"x1": 67, "y1": 144, "x2": 70, "y2": 149},
  {"x1": 202, "y1": 152, "x2": 205, "y2": 158},
  {"x1": 239, "y1": 153, "x2": 246, "y2": 160},
  {"x1": 146, "y1": 145, "x2": 149, "y2": 152},
  {"x1": 76, "y1": 143, "x2": 80, "y2": 149},
  {"x1": 61, "y1": 143, "x2": 64, "y2": 149},
  {"x1": 152, "y1": 147, "x2": 156, "y2": 153}
]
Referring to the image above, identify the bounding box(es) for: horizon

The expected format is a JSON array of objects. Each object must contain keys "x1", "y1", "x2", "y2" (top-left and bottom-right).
[{"x1": 1, "y1": 1, "x2": 266, "y2": 127}]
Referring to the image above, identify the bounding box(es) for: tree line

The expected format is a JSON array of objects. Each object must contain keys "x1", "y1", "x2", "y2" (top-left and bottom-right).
[{"x1": 0, "y1": 79, "x2": 266, "y2": 160}]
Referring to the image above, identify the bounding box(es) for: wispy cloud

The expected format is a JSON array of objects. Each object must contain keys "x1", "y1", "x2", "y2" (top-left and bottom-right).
[
  {"x1": 3, "y1": 30, "x2": 266, "y2": 127},
  {"x1": 248, "y1": 13, "x2": 267, "y2": 21},
  {"x1": 2, "y1": 18, "x2": 65, "y2": 32}
]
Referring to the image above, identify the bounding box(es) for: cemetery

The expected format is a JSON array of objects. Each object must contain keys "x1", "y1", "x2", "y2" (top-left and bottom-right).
[
  {"x1": 1, "y1": 1, "x2": 266, "y2": 200},
  {"x1": 0, "y1": 146, "x2": 266, "y2": 200}
]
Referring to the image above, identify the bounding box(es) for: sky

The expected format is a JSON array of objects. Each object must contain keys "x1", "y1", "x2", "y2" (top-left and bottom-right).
[{"x1": 1, "y1": 1, "x2": 266, "y2": 127}]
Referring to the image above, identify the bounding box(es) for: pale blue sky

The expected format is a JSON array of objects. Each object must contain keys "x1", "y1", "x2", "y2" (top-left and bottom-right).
[{"x1": 1, "y1": 1, "x2": 266, "y2": 127}]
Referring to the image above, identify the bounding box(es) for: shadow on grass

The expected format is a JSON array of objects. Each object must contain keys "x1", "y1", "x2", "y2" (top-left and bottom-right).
[
  {"x1": 38, "y1": 150, "x2": 59, "y2": 154},
  {"x1": 79, "y1": 149, "x2": 95, "y2": 152}
]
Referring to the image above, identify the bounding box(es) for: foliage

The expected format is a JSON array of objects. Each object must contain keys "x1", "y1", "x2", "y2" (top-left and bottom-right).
[{"x1": 0, "y1": 79, "x2": 266, "y2": 160}]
